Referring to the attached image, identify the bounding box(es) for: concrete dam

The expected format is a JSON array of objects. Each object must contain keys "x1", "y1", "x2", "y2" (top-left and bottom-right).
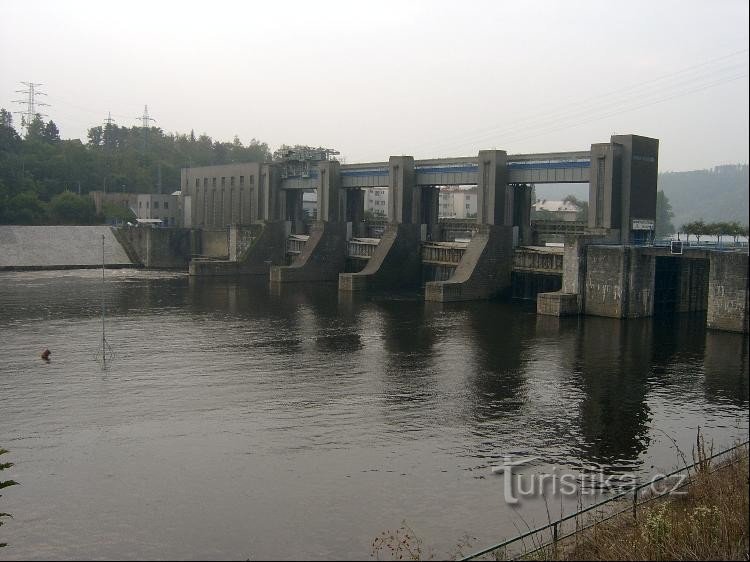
[{"x1": 0, "y1": 226, "x2": 134, "y2": 270}]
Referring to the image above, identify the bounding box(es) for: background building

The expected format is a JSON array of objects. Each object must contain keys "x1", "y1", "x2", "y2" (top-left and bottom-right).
[
  {"x1": 181, "y1": 162, "x2": 262, "y2": 228},
  {"x1": 365, "y1": 188, "x2": 388, "y2": 216},
  {"x1": 136, "y1": 193, "x2": 181, "y2": 226},
  {"x1": 439, "y1": 186, "x2": 477, "y2": 219},
  {"x1": 533, "y1": 199, "x2": 582, "y2": 222}
]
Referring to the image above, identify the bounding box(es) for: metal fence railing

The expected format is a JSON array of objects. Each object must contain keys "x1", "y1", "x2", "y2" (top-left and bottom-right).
[{"x1": 461, "y1": 440, "x2": 749, "y2": 561}]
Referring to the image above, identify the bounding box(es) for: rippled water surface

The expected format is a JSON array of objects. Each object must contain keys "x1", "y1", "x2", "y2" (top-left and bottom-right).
[{"x1": 0, "y1": 270, "x2": 747, "y2": 560}]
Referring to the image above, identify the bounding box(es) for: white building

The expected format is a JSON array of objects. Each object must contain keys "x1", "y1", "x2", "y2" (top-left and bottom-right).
[
  {"x1": 439, "y1": 186, "x2": 477, "y2": 219},
  {"x1": 533, "y1": 199, "x2": 581, "y2": 222},
  {"x1": 136, "y1": 193, "x2": 181, "y2": 227},
  {"x1": 365, "y1": 188, "x2": 388, "y2": 216}
]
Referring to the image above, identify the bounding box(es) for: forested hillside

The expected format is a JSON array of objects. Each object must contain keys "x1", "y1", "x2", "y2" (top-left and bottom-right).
[
  {"x1": 0, "y1": 109, "x2": 269, "y2": 224},
  {"x1": 658, "y1": 165, "x2": 749, "y2": 229},
  {"x1": 533, "y1": 165, "x2": 749, "y2": 230}
]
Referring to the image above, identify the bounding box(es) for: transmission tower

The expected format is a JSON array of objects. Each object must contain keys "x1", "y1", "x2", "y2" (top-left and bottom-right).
[
  {"x1": 12, "y1": 82, "x2": 50, "y2": 133},
  {"x1": 137, "y1": 105, "x2": 156, "y2": 128},
  {"x1": 104, "y1": 111, "x2": 116, "y2": 127}
]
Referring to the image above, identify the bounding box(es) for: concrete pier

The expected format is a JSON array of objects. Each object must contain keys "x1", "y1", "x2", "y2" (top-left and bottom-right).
[
  {"x1": 707, "y1": 252, "x2": 749, "y2": 333},
  {"x1": 424, "y1": 225, "x2": 513, "y2": 301},
  {"x1": 338, "y1": 223, "x2": 422, "y2": 291},
  {"x1": 270, "y1": 221, "x2": 348, "y2": 282}
]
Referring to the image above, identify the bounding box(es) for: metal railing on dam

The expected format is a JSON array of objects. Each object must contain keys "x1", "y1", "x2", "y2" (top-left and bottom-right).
[
  {"x1": 346, "y1": 238, "x2": 380, "y2": 259},
  {"x1": 513, "y1": 246, "x2": 564, "y2": 275},
  {"x1": 287, "y1": 233, "x2": 564, "y2": 277},
  {"x1": 286, "y1": 235, "x2": 309, "y2": 257},
  {"x1": 421, "y1": 242, "x2": 467, "y2": 266},
  {"x1": 532, "y1": 220, "x2": 587, "y2": 238}
]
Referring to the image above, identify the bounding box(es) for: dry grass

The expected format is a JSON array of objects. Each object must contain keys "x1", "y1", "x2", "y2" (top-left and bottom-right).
[
  {"x1": 550, "y1": 440, "x2": 749, "y2": 561},
  {"x1": 371, "y1": 436, "x2": 749, "y2": 561}
]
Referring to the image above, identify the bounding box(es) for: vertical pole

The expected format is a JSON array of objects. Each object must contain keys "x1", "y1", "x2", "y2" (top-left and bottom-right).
[
  {"x1": 101, "y1": 234, "x2": 106, "y2": 366},
  {"x1": 553, "y1": 522, "x2": 559, "y2": 559},
  {"x1": 632, "y1": 487, "x2": 638, "y2": 520}
]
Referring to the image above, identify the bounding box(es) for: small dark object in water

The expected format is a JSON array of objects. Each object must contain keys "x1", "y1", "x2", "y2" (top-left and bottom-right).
[{"x1": 41, "y1": 349, "x2": 51, "y2": 361}]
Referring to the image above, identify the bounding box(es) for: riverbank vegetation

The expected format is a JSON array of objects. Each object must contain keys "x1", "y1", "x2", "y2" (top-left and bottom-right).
[
  {"x1": 371, "y1": 439, "x2": 749, "y2": 561},
  {"x1": 678, "y1": 220, "x2": 749, "y2": 243},
  {"x1": 550, "y1": 442, "x2": 748, "y2": 561},
  {"x1": 0, "y1": 448, "x2": 18, "y2": 548}
]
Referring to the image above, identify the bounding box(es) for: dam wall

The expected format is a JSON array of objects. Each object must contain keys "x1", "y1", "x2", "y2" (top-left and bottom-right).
[{"x1": 0, "y1": 226, "x2": 134, "y2": 270}]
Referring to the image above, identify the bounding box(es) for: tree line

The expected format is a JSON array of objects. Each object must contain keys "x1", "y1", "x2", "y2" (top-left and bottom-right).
[
  {"x1": 678, "y1": 220, "x2": 749, "y2": 243},
  {"x1": 0, "y1": 109, "x2": 270, "y2": 225}
]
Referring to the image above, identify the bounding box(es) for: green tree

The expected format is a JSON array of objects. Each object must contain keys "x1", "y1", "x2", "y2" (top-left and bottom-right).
[
  {"x1": 682, "y1": 219, "x2": 708, "y2": 243},
  {"x1": 655, "y1": 190, "x2": 675, "y2": 237},
  {"x1": 0, "y1": 448, "x2": 18, "y2": 548},
  {"x1": 48, "y1": 191, "x2": 96, "y2": 225},
  {"x1": 102, "y1": 201, "x2": 136, "y2": 224},
  {"x1": 563, "y1": 194, "x2": 589, "y2": 221},
  {"x1": 43, "y1": 121, "x2": 60, "y2": 143},
  {"x1": 3, "y1": 191, "x2": 47, "y2": 224},
  {"x1": 0, "y1": 108, "x2": 13, "y2": 128}
]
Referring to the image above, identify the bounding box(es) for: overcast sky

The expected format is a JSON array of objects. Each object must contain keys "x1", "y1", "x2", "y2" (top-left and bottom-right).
[{"x1": 1, "y1": 0, "x2": 748, "y2": 171}]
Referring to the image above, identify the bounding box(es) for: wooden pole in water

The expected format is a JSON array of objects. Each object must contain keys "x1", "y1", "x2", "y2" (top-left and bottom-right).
[{"x1": 101, "y1": 234, "x2": 106, "y2": 366}]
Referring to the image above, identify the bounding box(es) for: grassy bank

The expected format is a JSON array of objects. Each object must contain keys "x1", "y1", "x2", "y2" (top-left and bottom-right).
[
  {"x1": 547, "y1": 443, "x2": 749, "y2": 561},
  {"x1": 372, "y1": 440, "x2": 749, "y2": 561}
]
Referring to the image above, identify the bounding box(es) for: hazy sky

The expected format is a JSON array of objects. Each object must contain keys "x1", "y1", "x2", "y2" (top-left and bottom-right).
[{"x1": 1, "y1": 0, "x2": 748, "y2": 171}]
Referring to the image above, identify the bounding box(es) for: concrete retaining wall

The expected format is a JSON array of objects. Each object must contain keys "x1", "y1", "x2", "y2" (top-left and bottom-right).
[
  {"x1": 201, "y1": 228, "x2": 229, "y2": 258},
  {"x1": 115, "y1": 227, "x2": 193, "y2": 269},
  {"x1": 707, "y1": 252, "x2": 749, "y2": 333},
  {"x1": 537, "y1": 292, "x2": 579, "y2": 316},
  {"x1": 0, "y1": 226, "x2": 133, "y2": 270},
  {"x1": 583, "y1": 245, "x2": 655, "y2": 318},
  {"x1": 189, "y1": 221, "x2": 287, "y2": 276}
]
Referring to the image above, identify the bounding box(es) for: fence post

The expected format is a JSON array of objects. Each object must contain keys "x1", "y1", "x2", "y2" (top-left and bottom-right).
[{"x1": 553, "y1": 522, "x2": 559, "y2": 558}]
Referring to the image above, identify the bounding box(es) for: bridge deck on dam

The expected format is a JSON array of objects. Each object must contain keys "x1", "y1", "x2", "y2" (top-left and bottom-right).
[
  {"x1": 339, "y1": 152, "x2": 590, "y2": 187},
  {"x1": 279, "y1": 151, "x2": 591, "y2": 191},
  {"x1": 0, "y1": 226, "x2": 133, "y2": 269}
]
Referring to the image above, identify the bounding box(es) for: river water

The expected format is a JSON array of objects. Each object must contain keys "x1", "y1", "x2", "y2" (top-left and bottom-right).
[{"x1": 0, "y1": 270, "x2": 747, "y2": 560}]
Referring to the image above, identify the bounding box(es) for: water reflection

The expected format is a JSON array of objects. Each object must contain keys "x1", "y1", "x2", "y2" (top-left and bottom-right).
[
  {"x1": 573, "y1": 318, "x2": 653, "y2": 466},
  {"x1": 0, "y1": 270, "x2": 747, "y2": 560},
  {"x1": 465, "y1": 302, "x2": 529, "y2": 422},
  {"x1": 704, "y1": 330, "x2": 750, "y2": 406}
]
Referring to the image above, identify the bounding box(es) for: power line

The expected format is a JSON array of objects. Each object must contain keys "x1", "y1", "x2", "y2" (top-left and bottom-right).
[
  {"x1": 486, "y1": 72, "x2": 748, "y2": 153},
  {"x1": 430, "y1": 68, "x2": 748, "y2": 156},
  {"x1": 12, "y1": 81, "x2": 50, "y2": 133},
  {"x1": 416, "y1": 48, "x2": 749, "y2": 156}
]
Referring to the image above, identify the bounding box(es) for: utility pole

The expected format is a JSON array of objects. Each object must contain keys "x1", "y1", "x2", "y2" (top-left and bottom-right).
[
  {"x1": 136, "y1": 105, "x2": 156, "y2": 152},
  {"x1": 12, "y1": 82, "x2": 49, "y2": 135},
  {"x1": 137, "y1": 105, "x2": 156, "y2": 129}
]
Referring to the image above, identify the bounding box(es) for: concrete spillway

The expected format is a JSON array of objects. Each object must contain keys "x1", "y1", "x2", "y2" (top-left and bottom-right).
[{"x1": 0, "y1": 226, "x2": 134, "y2": 270}]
